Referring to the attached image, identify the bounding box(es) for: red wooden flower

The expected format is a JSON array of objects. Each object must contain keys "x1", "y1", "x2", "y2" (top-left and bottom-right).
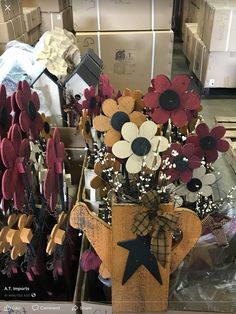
[
  {"x1": 99, "y1": 74, "x2": 114, "y2": 102},
  {"x1": 44, "y1": 128, "x2": 64, "y2": 211},
  {"x1": 1, "y1": 124, "x2": 31, "y2": 210},
  {"x1": 0, "y1": 84, "x2": 12, "y2": 139},
  {"x1": 165, "y1": 143, "x2": 201, "y2": 183},
  {"x1": 186, "y1": 123, "x2": 230, "y2": 162},
  {"x1": 144, "y1": 75, "x2": 200, "y2": 127},
  {"x1": 15, "y1": 80, "x2": 43, "y2": 140},
  {"x1": 82, "y1": 86, "x2": 100, "y2": 117}
]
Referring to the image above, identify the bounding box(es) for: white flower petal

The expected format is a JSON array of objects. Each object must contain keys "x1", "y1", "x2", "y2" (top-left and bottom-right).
[
  {"x1": 193, "y1": 165, "x2": 206, "y2": 179},
  {"x1": 174, "y1": 196, "x2": 183, "y2": 207},
  {"x1": 186, "y1": 192, "x2": 198, "y2": 203},
  {"x1": 151, "y1": 136, "x2": 169, "y2": 153},
  {"x1": 112, "y1": 140, "x2": 132, "y2": 159},
  {"x1": 175, "y1": 184, "x2": 188, "y2": 196},
  {"x1": 121, "y1": 122, "x2": 138, "y2": 143},
  {"x1": 202, "y1": 173, "x2": 216, "y2": 185},
  {"x1": 166, "y1": 183, "x2": 176, "y2": 193},
  {"x1": 200, "y1": 185, "x2": 213, "y2": 197},
  {"x1": 126, "y1": 154, "x2": 143, "y2": 174},
  {"x1": 146, "y1": 152, "x2": 161, "y2": 170},
  {"x1": 139, "y1": 121, "x2": 157, "y2": 139}
]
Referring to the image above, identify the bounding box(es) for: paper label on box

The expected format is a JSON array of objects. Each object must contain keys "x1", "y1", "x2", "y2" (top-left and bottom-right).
[
  {"x1": 209, "y1": 79, "x2": 215, "y2": 87},
  {"x1": 114, "y1": 49, "x2": 136, "y2": 75}
]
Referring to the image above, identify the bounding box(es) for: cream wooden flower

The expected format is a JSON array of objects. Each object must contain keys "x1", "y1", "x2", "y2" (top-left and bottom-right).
[
  {"x1": 175, "y1": 165, "x2": 216, "y2": 203},
  {"x1": 112, "y1": 121, "x2": 169, "y2": 174}
]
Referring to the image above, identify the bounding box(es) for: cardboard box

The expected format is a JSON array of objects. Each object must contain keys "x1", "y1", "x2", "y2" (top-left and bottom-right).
[
  {"x1": 193, "y1": 36, "x2": 236, "y2": 88},
  {"x1": 76, "y1": 30, "x2": 173, "y2": 93},
  {"x1": 0, "y1": 14, "x2": 26, "y2": 43},
  {"x1": 23, "y1": 6, "x2": 41, "y2": 31},
  {"x1": 27, "y1": 26, "x2": 40, "y2": 45},
  {"x1": 72, "y1": 0, "x2": 173, "y2": 31},
  {"x1": 183, "y1": 23, "x2": 198, "y2": 60},
  {"x1": 202, "y1": 1, "x2": 236, "y2": 51},
  {"x1": 0, "y1": 0, "x2": 22, "y2": 23},
  {"x1": 181, "y1": 0, "x2": 201, "y2": 37},
  {"x1": 40, "y1": 6, "x2": 73, "y2": 33},
  {"x1": 22, "y1": 0, "x2": 70, "y2": 12}
]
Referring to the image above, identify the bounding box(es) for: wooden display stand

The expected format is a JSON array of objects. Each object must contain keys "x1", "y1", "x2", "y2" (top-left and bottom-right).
[{"x1": 70, "y1": 201, "x2": 202, "y2": 313}]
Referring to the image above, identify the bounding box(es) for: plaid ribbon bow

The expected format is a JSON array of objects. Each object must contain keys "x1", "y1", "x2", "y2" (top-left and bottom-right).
[
  {"x1": 132, "y1": 191, "x2": 179, "y2": 267},
  {"x1": 202, "y1": 214, "x2": 230, "y2": 247}
]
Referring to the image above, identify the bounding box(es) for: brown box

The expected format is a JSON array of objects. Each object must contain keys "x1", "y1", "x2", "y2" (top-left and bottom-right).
[
  {"x1": 22, "y1": 0, "x2": 70, "y2": 12},
  {"x1": 183, "y1": 23, "x2": 198, "y2": 61},
  {"x1": 72, "y1": 0, "x2": 173, "y2": 32},
  {"x1": 0, "y1": 14, "x2": 26, "y2": 43},
  {"x1": 40, "y1": 6, "x2": 73, "y2": 33},
  {"x1": 23, "y1": 6, "x2": 41, "y2": 31},
  {"x1": 193, "y1": 36, "x2": 236, "y2": 88},
  {"x1": 27, "y1": 26, "x2": 40, "y2": 45},
  {"x1": 76, "y1": 30, "x2": 173, "y2": 93},
  {"x1": 0, "y1": 0, "x2": 22, "y2": 23},
  {"x1": 202, "y1": 1, "x2": 236, "y2": 52},
  {"x1": 181, "y1": 0, "x2": 201, "y2": 37}
]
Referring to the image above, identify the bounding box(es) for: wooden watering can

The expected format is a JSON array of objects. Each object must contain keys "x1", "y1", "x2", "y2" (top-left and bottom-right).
[{"x1": 70, "y1": 201, "x2": 202, "y2": 313}]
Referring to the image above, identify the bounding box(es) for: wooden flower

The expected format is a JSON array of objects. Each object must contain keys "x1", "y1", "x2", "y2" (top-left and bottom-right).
[
  {"x1": 0, "y1": 84, "x2": 12, "y2": 139},
  {"x1": 123, "y1": 88, "x2": 144, "y2": 111},
  {"x1": 46, "y1": 211, "x2": 67, "y2": 255},
  {"x1": 94, "y1": 96, "x2": 146, "y2": 147},
  {"x1": 40, "y1": 113, "x2": 52, "y2": 139},
  {"x1": 144, "y1": 75, "x2": 200, "y2": 127},
  {"x1": 15, "y1": 80, "x2": 43, "y2": 140},
  {"x1": 82, "y1": 86, "x2": 100, "y2": 117},
  {"x1": 176, "y1": 165, "x2": 216, "y2": 203},
  {"x1": 78, "y1": 109, "x2": 92, "y2": 143},
  {"x1": 90, "y1": 153, "x2": 120, "y2": 197},
  {"x1": 112, "y1": 121, "x2": 169, "y2": 174}
]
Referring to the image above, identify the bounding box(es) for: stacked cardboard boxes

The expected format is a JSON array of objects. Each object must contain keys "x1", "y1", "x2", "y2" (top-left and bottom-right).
[
  {"x1": 22, "y1": 0, "x2": 73, "y2": 33},
  {"x1": 0, "y1": 0, "x2": 26, "y2": 54},
  {"x1": 23, "y1": 7, "x2": 41, "y2": 45},
  {"x1": 183, "y1": 0, "x2": 236, "y2": 88},
  {"x1": 74, "y1": 0, "x2": 174, "y2": 93}
]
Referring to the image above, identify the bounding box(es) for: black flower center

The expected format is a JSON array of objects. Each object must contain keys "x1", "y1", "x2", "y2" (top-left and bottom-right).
[
  {"x1": 131, "y1": 137, "x2": 151, "y2": 157},
  {"x1": 200, "y1": 136, "x2": 217, "y2": 150},
  {"x1": 44, "y1": 121, "x2": 50, "y2": 134},
  {"x1": 89, "y1": 97, "x2": 97, "y2": 110},
  {"x1": 159, "y1": 89, "x2": 180, "y2": 111},
  {"x1": 0, "y1": 107, "x2": 9, "y2": 130},
  {"x1": 27, "y1": 100, "x2": 37, "y2": 121},
  {"x1": 187, "y1": 178, "x2": 202, "y2": 192},
  {"x1": 111, "y1": 111, "x2": 130, "y2": 132},
  {"x1": 173, "y1": 155, "x2": 189, "y2": 172},
  {"x1": 85, "y1": 120, "x2": 91, "y2": 133}
]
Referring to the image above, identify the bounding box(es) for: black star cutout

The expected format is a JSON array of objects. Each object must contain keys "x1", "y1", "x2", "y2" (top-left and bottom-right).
[{"x1": 117, "y1": 235, "x2": 163, "y2": 285}]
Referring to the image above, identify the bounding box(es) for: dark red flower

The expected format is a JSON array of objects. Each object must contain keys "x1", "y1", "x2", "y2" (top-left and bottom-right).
[
  {"x1": 44, "y1": 128, "x2": 64, "y2": 211},
  {"x1": 11, "y1": 91, "x2": 21, "y2": 125},
  {"x1": 165, "y1": 143, "x2": 201, "y2": 183},
  {"x1": 187, "y1": 123, "x2": 229, "y2": 163},
  {"x1": 99, "y1": 74, "x2": 114, "y2": 102},
  {"x1": 80, "y1": 250, "x2": 101, "y2": 272},
  {"x1": 1, "y1": 124, "x2": 31, "y2": 210},
  {"x1": 16, "y1": 80, "x2": 43, "y2": 140},
  {"x1": 0, "y1": 84, "x2": 12, "y2": 139},
  {"x1": 144, "y1": 75, "x2": 200, "y2": 127},
  {"x1": 82, "y1": 86, "x2": 100, "y2": 117}
]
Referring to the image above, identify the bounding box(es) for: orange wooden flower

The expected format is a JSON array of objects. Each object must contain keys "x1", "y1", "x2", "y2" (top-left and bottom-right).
[
  {"x1": 78, "y1": 109, "x2": 92, "y2": 143},
  {"x1": 93, "y1": 96, "x2": 146, "y2": 147},
  {"x1": 90, "y1": 153, "x2": 120, "y2": 197},
  {"x1": 40, "y1": 113, "x2": 52, "y2": 139},
  {"x1": 123, "y1": 88, "x2": 144, "y2": 112}
]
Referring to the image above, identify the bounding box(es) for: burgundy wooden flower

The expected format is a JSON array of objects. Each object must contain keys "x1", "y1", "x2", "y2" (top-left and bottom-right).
[
  {"x1": 0, "y1": 84, "x2": 12, "y2": 139},
  {"x1": 186, "y1": 123, "x2": 230, "y2": 163},
  {"x1": 44, "y1": 128, "x2": 64, "y2": 211},
  {"x1": 82, "y1": 86, "x2": 100, "y2": 117},
  {"x1": 15, "y1": 80, "x2": 43, "y2": 140},
  {"x1": 80, "y1": 250, "x2": 101, "y2": 272},
  {"x1": 144, "y1": 75, "x2": 200, "y2": 127},
  {"x1": 1, "y1": 124, "x2": 31, "y2": 210},
  {"x1": 165, "y1": 143, "x2": 201, "y2": 183},
  {"x1": 99, "y1": 74, "x2": 114, "y2": 102}
]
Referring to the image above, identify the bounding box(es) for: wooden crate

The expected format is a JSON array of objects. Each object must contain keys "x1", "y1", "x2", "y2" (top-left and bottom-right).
[{"x1": 215, "y1": 116, "x2": 236, "y2": 173}]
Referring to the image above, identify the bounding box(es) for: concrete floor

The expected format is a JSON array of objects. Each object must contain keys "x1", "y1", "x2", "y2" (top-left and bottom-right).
[{"x1": 172, "y1": 42, "x2": 236, "y2": 194}]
